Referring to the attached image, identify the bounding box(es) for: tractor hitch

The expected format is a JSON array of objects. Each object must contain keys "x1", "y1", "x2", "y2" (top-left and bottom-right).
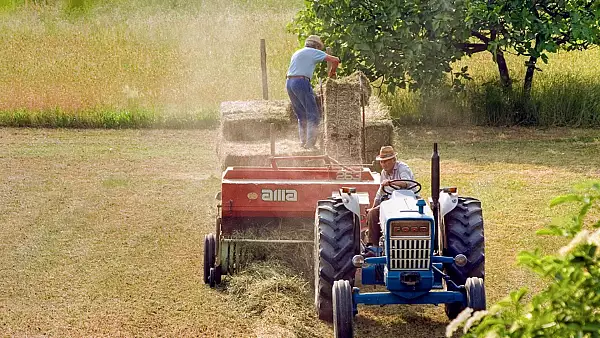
[{"x1": 400, "y1": 272, "x2": 421, "y2": 286}]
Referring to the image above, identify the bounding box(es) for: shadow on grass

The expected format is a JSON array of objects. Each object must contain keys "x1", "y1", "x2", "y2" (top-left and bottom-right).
[{"x1": 354, "y1": 304, "x2": 450, "y2": 337}]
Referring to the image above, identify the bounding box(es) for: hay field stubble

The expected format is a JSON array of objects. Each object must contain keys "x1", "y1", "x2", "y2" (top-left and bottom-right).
[
  {"x1": 0, "y1": 1, "x2": 301, "y2": 116},
  {"x1": 1, "y1": 127, "x2": 599, "y2": 336}
]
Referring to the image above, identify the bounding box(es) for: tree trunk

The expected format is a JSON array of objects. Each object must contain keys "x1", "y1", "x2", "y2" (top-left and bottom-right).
[
  {"x1": 524, "y1": 56, "x2": 537, "y2": 97},
  {"x1": 495, "y1": 50, "x2": 511, "y2": 89}
]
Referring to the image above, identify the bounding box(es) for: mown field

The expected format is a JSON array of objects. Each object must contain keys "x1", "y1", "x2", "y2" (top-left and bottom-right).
[
  {"x1": 2, "y1": 0, "x2": 600, "y2": 127},
  {"x1": 1, "y1": 127, "x2": 599, "y2": 337}
]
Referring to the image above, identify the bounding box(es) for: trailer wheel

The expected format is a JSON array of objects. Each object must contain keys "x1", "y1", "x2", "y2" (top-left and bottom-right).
[
  {"x1": 443, "y1": 197, "x2": 484, "y2": 319},
  {"x1": 203, "y1": 233, "x2": 216, "y2": 284},
  {"x1": 465, "y1": 277, "x2": 486, "y2": 311},
  {"x1": 333, "y1": 280, "x2": 354, "y2": 338},
  {"x1": 315, "y1": 196, "x2": 358, "y2": 322}
]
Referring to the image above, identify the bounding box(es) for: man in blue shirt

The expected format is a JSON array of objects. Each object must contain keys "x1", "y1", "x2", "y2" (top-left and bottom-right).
[{"x1": 286, "y1": 35, "x2": 340, "y2": 149}]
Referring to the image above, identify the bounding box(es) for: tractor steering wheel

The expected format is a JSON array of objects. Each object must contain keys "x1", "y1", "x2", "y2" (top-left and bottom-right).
[{"x1": 382, "y1": 179, "x2": 422, "y2": 195}]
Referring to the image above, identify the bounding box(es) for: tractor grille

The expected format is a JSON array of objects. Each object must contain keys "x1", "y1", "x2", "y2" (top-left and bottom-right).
[{"x1": 389, "y1": 238, "x2": 431, "y2": 270}]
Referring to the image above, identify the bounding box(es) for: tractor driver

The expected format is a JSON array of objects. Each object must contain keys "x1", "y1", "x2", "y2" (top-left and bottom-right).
[{"x1": 366, "y1": 145, "x2": 415, "y2": 247}]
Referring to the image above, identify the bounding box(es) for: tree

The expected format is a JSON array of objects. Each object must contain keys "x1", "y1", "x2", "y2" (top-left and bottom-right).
[
  {"x1": 466, "y1": 0, "x2": 600, "y2": 96},
  {"x1": 291, "y1": 0, "x2": 472, "y2": 92},
  {"x1": 447, "y1": 183, "x2": 600, "y2": 337},
  {"x1": 292, "y1": 0, "x2": 600, "y2": 96}
]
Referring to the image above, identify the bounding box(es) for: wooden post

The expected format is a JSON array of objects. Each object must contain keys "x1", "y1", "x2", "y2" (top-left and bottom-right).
[
  {"x1": 260, "y1": 39, "x2": 268, "y2": 100},
  {"x1": 359, "y1": 74, "x2": 366, "y2": 163},
  {"x1": 270, "y1": 123, "x2": 275, "y2": 156}
]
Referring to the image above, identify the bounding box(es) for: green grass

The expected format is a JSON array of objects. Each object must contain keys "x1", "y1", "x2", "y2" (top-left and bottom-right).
[
  {"x1": 1, "y1": 127, "x2": 599, "y2": 336},
  {"x1": 0, "y1": 108, "x2": 219, "y2": 128},
  {"x1": 385, "y1": 49, "x2": 600, "y2": 127}
]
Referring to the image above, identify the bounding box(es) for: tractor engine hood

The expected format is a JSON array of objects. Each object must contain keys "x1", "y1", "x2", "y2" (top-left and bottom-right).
[{"x1": 379, "y1": 190, "x2": 434, "y2": 234}]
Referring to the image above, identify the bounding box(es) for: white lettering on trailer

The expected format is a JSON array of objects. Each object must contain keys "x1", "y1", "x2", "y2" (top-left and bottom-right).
[
  {"x1": 261, "y1": 189, "x2": 298, "y2": 202},
  {"x1": 336, "y1": 170, "x2": 361, "y2": 181}
]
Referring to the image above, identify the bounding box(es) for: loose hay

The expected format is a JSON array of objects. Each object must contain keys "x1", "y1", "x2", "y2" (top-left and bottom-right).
[
  {"x1": 227, "y1": 261, "x2": 328, "y2": 337},
  {"x1": 220, "y1": 100, "x2": 295, "y2": 142}
]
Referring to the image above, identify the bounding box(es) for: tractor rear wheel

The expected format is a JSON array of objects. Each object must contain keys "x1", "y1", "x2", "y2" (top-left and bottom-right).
[
  {"x1": 443, "y1": 197, "x2": 485, "y2": 319},
  {"x1": 203, "y1": 233, "x2": 216, "y2": 284},
  {"x1": 333, "y1": 280, "x2": 354, "y2": 338},
  {"x1": 314, "y1": 196, "x2": 358, "y2": 322}
]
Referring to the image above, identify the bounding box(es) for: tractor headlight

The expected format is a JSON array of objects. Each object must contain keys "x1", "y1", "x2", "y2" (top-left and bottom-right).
[
  {"x1": 352, "y1": 255, "x2": 365, "y2": 267},
  {"x1": 454, "y1": 254, "x2": 468, "y2": 267}
]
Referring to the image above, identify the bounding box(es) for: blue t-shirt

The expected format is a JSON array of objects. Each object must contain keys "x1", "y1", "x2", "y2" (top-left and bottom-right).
[{"x1": 286, "y1": 47, "x2": 327, "y2": 79}]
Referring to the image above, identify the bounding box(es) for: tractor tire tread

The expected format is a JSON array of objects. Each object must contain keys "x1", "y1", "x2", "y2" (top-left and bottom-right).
[
  {"x1": 315, "y1": 197, "x2": 358, "y2": 323},
  {"x1": 444, "y1": 197, "x2": 485, "y2": 286}
]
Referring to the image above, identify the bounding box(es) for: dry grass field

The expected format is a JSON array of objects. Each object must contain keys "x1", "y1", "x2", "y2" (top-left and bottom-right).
[
  {"x1": 1, "y1": 126, "x2": 599, "y2": 337},
  {"x1": 2, "y1": 1, "x2": 600, "y2": 127}
]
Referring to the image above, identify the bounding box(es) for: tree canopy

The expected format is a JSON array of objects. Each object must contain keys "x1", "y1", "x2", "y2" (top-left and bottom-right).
[{"x1": 292, "y1": 0, "x2": 600, "y2": 94}]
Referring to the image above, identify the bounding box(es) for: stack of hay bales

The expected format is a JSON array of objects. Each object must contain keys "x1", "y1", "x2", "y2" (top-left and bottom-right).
[
  {"x1": 217, "y1": 100, "x2": 321, "y2": 169},
  {"x1": 323, "y1": 72, "x2": 393, "y2": 164},
  {"x1": 217, "y1": 72, "x2": 393, "y2": 170}
]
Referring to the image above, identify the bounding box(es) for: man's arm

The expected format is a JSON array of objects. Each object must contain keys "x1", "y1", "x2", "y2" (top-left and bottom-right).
[{"x1": 324, "y1": 54, "x2": 340, "y2": 77}]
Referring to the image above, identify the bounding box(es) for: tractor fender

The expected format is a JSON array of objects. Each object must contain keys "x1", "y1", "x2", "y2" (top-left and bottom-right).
[
  {"x1": 439, "y1": 191, "x2": 459, "y2": 217},
  {"x1": 340, "y1": 192, "x2": 361, "y2": 217}
]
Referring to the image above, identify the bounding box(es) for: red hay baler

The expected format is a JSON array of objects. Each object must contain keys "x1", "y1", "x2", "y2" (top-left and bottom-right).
[{"x1": 203, "y1": 155, "x2": 380, "y2": 286}]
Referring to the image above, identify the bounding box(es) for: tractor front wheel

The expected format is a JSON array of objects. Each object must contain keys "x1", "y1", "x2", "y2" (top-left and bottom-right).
[
  {"x1": 314, "y1": 196, "x2": 358, "y2": 322},
  {"x1": 203, "y1": 233, "x2": 216, "y2": 284},
  {"x1": 333, "y1": 280, "x2": 354, "y2": 338},
  {"x1": 466, "y1": 277, "x2": 486, "y2": 311}
]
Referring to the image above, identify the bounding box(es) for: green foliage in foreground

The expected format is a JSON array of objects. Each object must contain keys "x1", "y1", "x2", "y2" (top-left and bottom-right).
[
  {"x1": 447, "y1": 182, "x2": 600, "y2": 337},
  {"x1": 0, "y1": 109, "x2": 219, "y2": 129}
]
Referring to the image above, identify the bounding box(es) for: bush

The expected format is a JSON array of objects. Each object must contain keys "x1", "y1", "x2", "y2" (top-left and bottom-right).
[{"x1": 447, "y1": 182, "x2": 600, "y2": 337}]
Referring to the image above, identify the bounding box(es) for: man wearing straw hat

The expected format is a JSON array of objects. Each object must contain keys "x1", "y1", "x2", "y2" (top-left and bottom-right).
[
  {"x1": 286, "y1": 35, "x2": 340, "y2": 149},
  {"x1": 366, "y1": 145, "x2": 415, "y2": 247}
]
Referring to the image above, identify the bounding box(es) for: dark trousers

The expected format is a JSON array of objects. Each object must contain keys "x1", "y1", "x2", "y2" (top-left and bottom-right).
[
  {"x1": 367, "y1": 205, "x2": 381, "y2": 245},
  {"x1": 286, "y1": 77, "x2": 320, "y2": 147}
]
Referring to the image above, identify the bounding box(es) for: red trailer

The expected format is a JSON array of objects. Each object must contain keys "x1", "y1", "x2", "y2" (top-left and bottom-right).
[{"x1": 203, "y1": 155, "x2": 380, "y2": 286}]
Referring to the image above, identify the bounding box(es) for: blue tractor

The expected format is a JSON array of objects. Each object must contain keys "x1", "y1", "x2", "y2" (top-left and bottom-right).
[{"x1": 313, "y1": 144, "x2": 485, "y2": 337}]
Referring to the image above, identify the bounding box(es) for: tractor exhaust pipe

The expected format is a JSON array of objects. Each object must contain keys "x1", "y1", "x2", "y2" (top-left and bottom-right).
[{"x1": 431, "y1": 143, "x2": 440, "y2": 225}]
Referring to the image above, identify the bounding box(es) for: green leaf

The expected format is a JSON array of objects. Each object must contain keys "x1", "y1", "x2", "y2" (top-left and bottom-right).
[{"x1": 550, "y1": 194, "x2": 582, "y2": 207}]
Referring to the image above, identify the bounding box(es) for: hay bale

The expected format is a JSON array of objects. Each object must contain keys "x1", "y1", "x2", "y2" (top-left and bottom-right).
[
  {"x1": 365, "y1": 95, "x2": 391, "y2": 121},
  {"x1": 217, "y1": 137, "x2": 323, "y2": 169},
  {"x1": 323, "y1": 75, "x2": 364, "y2": 163},
  {"x1": 365, "y1": 120, "x2": 394, "y2": 153},
  {"x1": 220, "y1": 100, "x2": 295, "y2": 142}
]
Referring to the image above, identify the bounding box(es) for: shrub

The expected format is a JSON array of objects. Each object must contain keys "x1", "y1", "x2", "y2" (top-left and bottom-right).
[{"x1": 447, "y1": 182, "x2": 600, "y2": 337}]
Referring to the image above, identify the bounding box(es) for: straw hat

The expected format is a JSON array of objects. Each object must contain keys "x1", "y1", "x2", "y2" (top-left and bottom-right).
[
  {"x1": 376, "y1": 146, "x2": 397, "y2": 161},
  {"x1": 305, "y1": 35, "x2": 324, "y2": 50}
]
